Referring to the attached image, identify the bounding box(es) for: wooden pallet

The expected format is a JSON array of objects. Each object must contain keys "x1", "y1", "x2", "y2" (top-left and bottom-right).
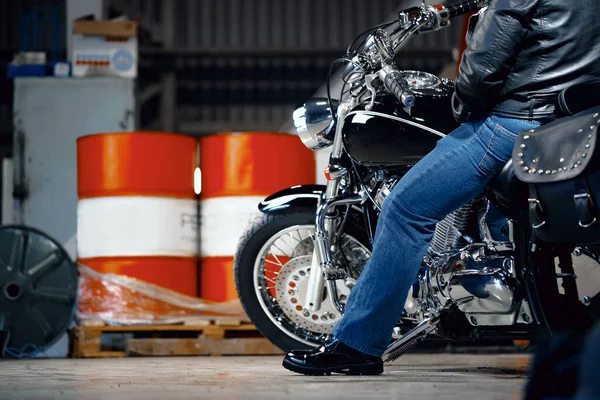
[{"x1": 72, "y1": 318, "x2": 284, "y2": 358}]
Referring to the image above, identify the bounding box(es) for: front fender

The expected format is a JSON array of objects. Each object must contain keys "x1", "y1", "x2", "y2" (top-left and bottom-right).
[{"x1": 259, "y1": 185, "x2": 325, "y2": 213}]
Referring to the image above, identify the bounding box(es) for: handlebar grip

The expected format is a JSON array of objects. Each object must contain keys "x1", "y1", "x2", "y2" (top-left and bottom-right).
[
  {"x1": 445, "y1": 0, "x2": 483, "y2": 19},
  {"x1": 384, "y1": 70, "x2": 416, "y2": 108}
]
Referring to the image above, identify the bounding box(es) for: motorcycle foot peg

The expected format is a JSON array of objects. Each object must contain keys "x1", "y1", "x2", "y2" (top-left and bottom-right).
[{"x1": 324, "y1": 268, "x2": 348, "y2": 280}]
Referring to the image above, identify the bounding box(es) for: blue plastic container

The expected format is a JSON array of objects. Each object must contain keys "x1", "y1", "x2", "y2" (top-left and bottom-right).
[{"x1": 6, "y1": 64, "x2": 47, "y2": 78}]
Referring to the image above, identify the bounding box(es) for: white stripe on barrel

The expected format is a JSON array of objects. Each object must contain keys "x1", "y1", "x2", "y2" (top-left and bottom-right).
[{"x1": 78, "y1": 196, "x2": 198, "y2": 258}]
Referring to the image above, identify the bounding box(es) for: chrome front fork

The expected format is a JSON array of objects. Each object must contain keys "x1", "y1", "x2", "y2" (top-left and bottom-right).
[
  {"x1": 305, "y1": 211, "x2": 336, "y2": 312},
  {"x1": 307, "y1": 190, "x2": 364, "y2": 313},
  {"x1": 306, "y1": 100, "x2": 360, "y2": 313}
]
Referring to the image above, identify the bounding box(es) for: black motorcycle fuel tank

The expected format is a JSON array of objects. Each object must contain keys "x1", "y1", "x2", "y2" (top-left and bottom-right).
[{"x1": 343, "y1": 77, "x2": 459, "y2": 166}]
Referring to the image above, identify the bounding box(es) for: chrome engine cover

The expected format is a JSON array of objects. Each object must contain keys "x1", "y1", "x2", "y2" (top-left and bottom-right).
[
  {"x1": 449, "y1": 273, "x2": 514, "y2": 313},
  {"x1": 418, "y1": 199, "x2": 531, "y2": 327},
  {"x1": 419, "y1": 256, "x2": 530, "y2": 326},
  {"x1": 377, "y1": 182, "x2": 529, "y2": 327},
  {"x1": 436, "y1": 266, "x2": 523, "y2": 326}
]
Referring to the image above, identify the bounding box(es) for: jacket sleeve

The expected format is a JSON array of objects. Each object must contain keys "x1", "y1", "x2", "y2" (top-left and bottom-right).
[{"x1": 452, "y1": 0, "x2": 539, "y2": 123}]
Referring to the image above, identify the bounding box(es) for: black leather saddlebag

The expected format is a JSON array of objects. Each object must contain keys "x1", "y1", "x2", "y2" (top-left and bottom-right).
[{"x1": 513, "y1": 105, "x2": 600, "y2": 244}]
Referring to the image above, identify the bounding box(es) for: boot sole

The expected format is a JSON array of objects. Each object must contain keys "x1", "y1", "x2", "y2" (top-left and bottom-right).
[{"x1": 282, "y1": 358, "x2": 384, "y2": 376}]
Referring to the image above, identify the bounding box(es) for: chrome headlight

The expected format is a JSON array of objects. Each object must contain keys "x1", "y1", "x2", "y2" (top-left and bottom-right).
[{"x1": 293, "y1": 98, "x2": 338, "y2": 150}]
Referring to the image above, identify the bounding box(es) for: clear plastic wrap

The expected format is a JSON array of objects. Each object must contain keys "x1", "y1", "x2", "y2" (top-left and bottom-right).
[{"x1": 77, "y1": 264, "x2": 249, "y2": 325}]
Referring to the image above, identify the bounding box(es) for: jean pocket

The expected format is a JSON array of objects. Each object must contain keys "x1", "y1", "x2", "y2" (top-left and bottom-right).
[{"x1": 478, "y1": 122, "x2": 536, "y2": 176}]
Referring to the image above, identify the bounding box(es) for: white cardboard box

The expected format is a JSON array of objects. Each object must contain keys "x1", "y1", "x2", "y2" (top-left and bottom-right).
[{"x1": 72, "y1": 20, "x2": 138, "y2": 78}]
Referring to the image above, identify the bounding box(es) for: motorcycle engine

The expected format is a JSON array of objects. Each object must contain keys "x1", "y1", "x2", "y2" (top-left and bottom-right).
[
  {"x1": 373, "y1": 180, "x2": 530, "y2": 326},
  {"x1": 423, "y1": 199, "x2": 531, "y2": 326},
  {"x1": 374, "y1": 179, "x2": 399, "y2": 209},
  {"x1": 430, "y1": 202, "x2": 473, "y2": 253}
]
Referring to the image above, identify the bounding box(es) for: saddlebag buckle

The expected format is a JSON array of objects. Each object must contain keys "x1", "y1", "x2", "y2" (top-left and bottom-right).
[
  {"x1": 574, "y1": 192, "x2": 597, "y2": 228},
  {"x1": 528, "y1": 198, "x2": 546, "y2": 229}
]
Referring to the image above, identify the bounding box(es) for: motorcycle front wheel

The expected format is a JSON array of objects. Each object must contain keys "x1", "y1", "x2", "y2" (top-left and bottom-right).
[{"x1": 234, "y1": 208, "x2": 371, "y2": 352}]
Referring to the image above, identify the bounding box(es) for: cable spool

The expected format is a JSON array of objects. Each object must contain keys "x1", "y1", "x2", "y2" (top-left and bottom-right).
[
  {"x1": 0, "y1": 225, "x2": 77, "y2": 358},
  {"x1": 76, "y1": 132, "x2": 199, "y2": 321},
  {"x1": 199, "y1": 132, "x2": 315, "y2": 302}
]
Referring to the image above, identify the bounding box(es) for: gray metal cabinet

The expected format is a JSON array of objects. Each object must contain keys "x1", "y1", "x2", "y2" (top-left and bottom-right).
[{"x1": 13, "y1": 77, "x2": 135, "y2": 260}]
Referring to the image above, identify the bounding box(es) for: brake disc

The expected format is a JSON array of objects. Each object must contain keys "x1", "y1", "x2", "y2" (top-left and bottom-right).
[{"x1": 275, "y1": 256, "x2": 349, "y2": 334}]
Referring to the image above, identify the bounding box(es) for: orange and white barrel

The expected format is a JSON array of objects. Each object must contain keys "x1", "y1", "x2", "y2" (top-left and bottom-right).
[
  {"x1": 76, "y1": 132, "x2": 199, "y2": 319},
  {"x1": 199, "y1": 132, "x2": 316, "y2": 302}
]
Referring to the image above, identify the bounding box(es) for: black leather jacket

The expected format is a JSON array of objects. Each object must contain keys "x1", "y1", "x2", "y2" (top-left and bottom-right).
[{"x1": 452, "y1": 0, "x2": 600, "y2": 123}]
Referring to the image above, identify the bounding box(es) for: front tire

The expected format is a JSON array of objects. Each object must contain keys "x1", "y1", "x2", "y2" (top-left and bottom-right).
[{"x1": 234, "y1": 208, "x2": 370, "y2": 352}]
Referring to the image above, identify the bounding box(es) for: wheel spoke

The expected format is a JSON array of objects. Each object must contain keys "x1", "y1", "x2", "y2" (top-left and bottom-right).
[
  {"x1": 258, "y1": 281, "x2": 278, "y2": 289},
  {"x1": 290, "y1": 230, "x2": 312, "y2": 255},
  {"x1": 263, "y1": 268, "x2": 280, "y2": 275},
  {"x1": 269, "y1": 252, "x2": 285, "y2": 267},
  {"x1": 272, "y1": 243, "x2": 292, "y2": 259},
  {"x1": 289, "y1": 236, "x2": 297, "y2": 258},
  {"x1": 263, "y1": 277, "x2": 276, "y2": 285},
  {"x1": 264, "y1": 258, "x2": 284, "y2": 267},
  {"x1": 288, "y1": 233, "x2": 301, "y2": 258},
  {"x1": 288, "y1": 232, "x2": 303, "y2": 244}
]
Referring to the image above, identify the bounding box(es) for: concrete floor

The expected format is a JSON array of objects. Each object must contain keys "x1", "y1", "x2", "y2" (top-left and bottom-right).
[{"x1": 0, "y1": 354, "x2": 530, "y2": 400}]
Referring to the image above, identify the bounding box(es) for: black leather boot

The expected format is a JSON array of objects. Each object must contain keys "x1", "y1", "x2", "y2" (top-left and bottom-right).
[{"x1": 282, "y1": 339, "x2": 384, "y2": 376}]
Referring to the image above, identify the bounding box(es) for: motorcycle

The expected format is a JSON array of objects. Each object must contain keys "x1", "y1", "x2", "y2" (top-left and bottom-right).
[{"x1": 234, "y1": 0, "x2": 600, "y2": 362}]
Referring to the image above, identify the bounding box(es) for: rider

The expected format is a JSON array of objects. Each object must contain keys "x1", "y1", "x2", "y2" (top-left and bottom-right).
[{"x1": 283, "y1": 0, "x2": 600, "y2": 375}]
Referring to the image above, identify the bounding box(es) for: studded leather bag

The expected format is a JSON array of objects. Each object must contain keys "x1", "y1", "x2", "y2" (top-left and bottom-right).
[{"x1": 513, "y1": 105, "x2": 600, "y2": 244}]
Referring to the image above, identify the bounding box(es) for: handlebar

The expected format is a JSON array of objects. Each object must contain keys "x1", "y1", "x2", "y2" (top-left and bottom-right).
[
  {"x1": 382, "y1": 0, "x2": 483, "y2": 107},
  {"x1": 348, "y1": 0, "x2": 485, "y2": 109},
  {"x1": 382, "y1": 67, "x2": 416, "y2": 108},
  {"x1": 445, "y1": 0, "x2": 484, "y2": 19}
]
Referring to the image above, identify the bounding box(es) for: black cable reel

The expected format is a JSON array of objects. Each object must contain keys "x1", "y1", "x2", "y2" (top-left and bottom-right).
[{"x1": 0, "y1": 226, "x2": 78, "y2": 358}]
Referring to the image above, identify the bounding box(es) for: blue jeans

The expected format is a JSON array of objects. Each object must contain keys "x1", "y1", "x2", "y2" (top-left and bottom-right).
[{"x1": 332, "y1": 114, "x2": 542, "y2": 356}]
